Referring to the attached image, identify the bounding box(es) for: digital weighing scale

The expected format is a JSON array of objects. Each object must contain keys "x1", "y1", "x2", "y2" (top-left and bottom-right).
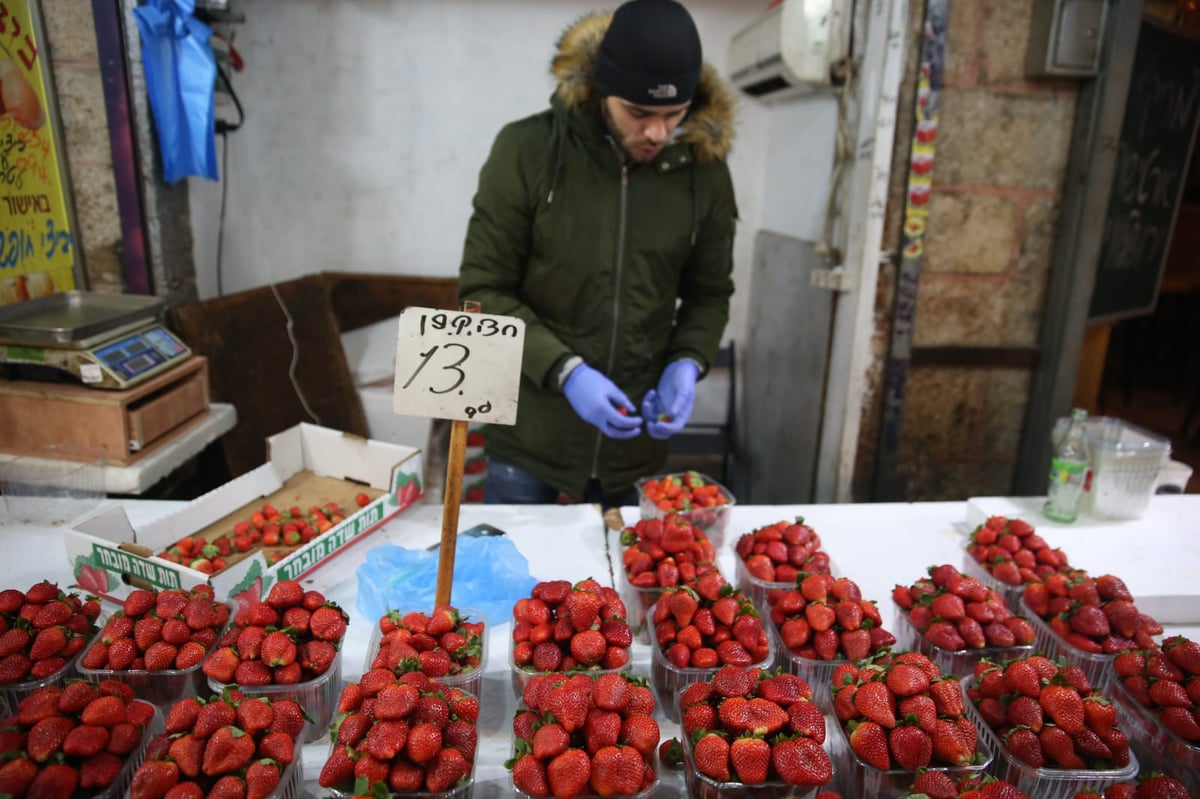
[{"x1": 0, "y1": 291, "x2": 193, "y2": 390}]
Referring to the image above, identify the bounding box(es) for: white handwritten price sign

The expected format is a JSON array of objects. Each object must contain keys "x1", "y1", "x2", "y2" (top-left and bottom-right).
[{"x1": 392, "y1": 307, "x2": 525, "y2": 425}]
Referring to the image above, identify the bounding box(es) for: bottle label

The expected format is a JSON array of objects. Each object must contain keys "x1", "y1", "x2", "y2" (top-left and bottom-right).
[{"x1": 1048, "y1": 458, "x2": 1087, "y2": 487}]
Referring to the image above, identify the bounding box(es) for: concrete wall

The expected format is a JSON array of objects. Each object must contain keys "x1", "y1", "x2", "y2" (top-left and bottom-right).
[
  {"x1": 41, "y1": 2, "x2": 124, "y2": 292},
  {"x1": 856, "y1": 0, "x2": 1080, "y2": 500}
]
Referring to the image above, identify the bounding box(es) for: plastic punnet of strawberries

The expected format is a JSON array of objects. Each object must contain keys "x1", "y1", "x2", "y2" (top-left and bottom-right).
[
  {"x1": 368, "y1": 605, "x2": 484, "y2": 679},
  {"x1": 202, "y1": 580, "x2": 348, "y2": 687},
  {"x1": 80, "y1": 587, "x2": 230, "y2": 676},
  {"x1": 834, "y1": 650, "x2": 987, "y2": 772},
  {"x1": 620, "y1": 514, "x2": 718, "y2": 589},
  {"x1": 639, "y1": 471, "x2": 729, "y2": 513},
  {"x1": 903, "y1": 772, "x2": 1034, "y2": 798},
  {"x1": 968, "y1": 654, "x2": 1133, "y2": 771},
  {"x1": 508, "y1": 671, "x2": 659, "y2": 798},
  {"x1": 1085, "y1": 773, "x2": 1194, "y2": 799},
  {"x1": 893, "y1": 564, "x2": 1036, "y2": 652},
  {"x1": 321, "y1": 669, "x2": 478, "y2": 796},
  {"x1": 0, "y1": 581, "x2": 101, "y2": 687},
  {"x1": 735, "y1": 517, "x2": 832, "y2": 585},
  {"x1": 1112, "y1": 634, "x2": 1200, "y2": 743},
  {"x1": 512, "y1": 579, "x2": 633, "y2": 675},
  {"x1": 0, "y1": 679, "x2": 157, "y2": 799},
  {"x1": 966, "y1": 515, "x2": 1071, "y2": 586},
  {"x1": 678, "y1": 666, "x2": 834, "y2": 789},
  {"x1": 767, "y1": 573, "x2": 896, "y2": 662},
  {"x1": 653, "y1": 582, "x2": 769, "y2": 670},
  {"x1": 130, "y1": 689, "x2": 306, "y2": 799},
  {"x1": 1022, "y1": 570, "x2": 1163, "y2": 656}
]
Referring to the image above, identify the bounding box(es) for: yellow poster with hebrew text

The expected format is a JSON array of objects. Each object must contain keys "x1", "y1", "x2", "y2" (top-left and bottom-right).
[{"x1": 0, "y1": 0, "x2": 77, "y2": 306}]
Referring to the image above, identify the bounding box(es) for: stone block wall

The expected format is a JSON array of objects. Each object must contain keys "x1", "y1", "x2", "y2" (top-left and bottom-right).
[
  {"x1": 855, "y1": 0, "x2": 1079, "y2": 500},
  {"x1": 40, "y1": 1, "x2": 124, "y2": 292}
]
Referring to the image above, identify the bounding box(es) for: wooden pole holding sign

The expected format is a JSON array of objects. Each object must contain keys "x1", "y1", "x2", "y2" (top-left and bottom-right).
[{"x1": 391, "y1": 302, "x2": 524, "y2": 609}]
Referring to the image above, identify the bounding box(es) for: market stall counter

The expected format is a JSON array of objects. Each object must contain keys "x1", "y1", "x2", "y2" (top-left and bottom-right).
[{"x1": 0, "y1": 496, "x2": 1197, "y2": 798}]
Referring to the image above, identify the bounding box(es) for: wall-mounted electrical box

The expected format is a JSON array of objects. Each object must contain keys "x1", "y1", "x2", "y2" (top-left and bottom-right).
[{"x1": 1027, "y1": 0, "x2": 1107, "y2": 78}]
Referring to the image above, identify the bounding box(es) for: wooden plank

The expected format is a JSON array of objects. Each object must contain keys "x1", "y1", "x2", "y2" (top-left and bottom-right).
[
  {"x1": 321, "y1": 273, "x2": 460, "y2": 333},
  {"x1": 169, "y1": 277, "x2": 368, "y2": 477}
]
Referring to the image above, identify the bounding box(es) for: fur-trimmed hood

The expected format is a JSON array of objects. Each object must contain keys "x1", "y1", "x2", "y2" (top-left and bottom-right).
[{"x1": 551, "y1": 11, "x2": 736, "y2": 163}]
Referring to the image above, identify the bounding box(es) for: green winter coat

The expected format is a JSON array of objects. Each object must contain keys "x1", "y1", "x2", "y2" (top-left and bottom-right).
[{"x1": 458, "y1": 11, "x2": 738, "y2": 496}]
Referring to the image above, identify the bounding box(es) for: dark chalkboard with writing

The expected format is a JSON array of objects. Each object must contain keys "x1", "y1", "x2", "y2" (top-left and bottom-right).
[{"x1": 1090, "y1": 21, "x2": 1200, "y2": 322}]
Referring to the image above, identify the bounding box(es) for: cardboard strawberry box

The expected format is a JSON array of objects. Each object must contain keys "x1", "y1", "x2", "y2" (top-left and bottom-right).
[{"x1": 63, "y1": 423, "x2": 423, "y2": 605}]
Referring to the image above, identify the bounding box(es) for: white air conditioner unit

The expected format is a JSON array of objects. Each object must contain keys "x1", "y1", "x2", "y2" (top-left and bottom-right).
[{"x1": 728, "y1": 0, "x2": 853, "y2": 100}]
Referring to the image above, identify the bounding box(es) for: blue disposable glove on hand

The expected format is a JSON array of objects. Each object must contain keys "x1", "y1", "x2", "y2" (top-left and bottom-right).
[
  {"x1": 563, "y1": 364, "x2": 643, "y2": 439},
  {"x1": 642, "y1": 359, "x2": 700, "y2": 440}
]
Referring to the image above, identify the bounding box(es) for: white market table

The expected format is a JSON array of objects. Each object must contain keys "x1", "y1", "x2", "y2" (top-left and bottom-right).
[{"x1": 0, "y1": 495, "x2": 1197, "y2": 798}]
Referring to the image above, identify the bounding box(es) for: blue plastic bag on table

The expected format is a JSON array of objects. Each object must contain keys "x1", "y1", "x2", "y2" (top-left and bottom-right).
[
  {"x1": 133, "y1": 0, "x2": 218, "y2": 183},
  {"x1": 355, "y1": 532, "x2": 537, "y2": 625}
]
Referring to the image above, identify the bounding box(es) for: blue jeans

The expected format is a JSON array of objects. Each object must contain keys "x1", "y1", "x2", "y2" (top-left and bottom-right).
[{"x1": 485, "y1": 459, "x2": 637, "y2": 510}]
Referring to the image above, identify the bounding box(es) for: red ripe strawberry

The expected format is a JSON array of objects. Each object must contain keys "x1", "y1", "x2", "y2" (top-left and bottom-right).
[
  {"x1": 317, "y1": 744, "x2": 355, "y2": 788},
  {"x1": 1003, "y1": 726, "x2": 1044, "y2": 768},
  {"x1": 443, "y1": 717, "x2": 478, "y2": 761},
  {"x1": 853, "y1": 680, "x2": 896, "y2": 729},
  {"x1": 0, "y1": 758, "x2": 38, "y2": 797},
  {"x1": 1163, "y1": 635, "x2": 1200, "y2": 676},
  {"x1": 131, "y1": 760, "x2": 180, "y2": 799},
  {"x1": 848, "y1": 720, "x2": 890, "y2": 770},
  {"x1": 1148, "y1": 679, "x2": 1191, "y2": 709},
  {"x1": 309, "y1": 605, "x2": 349, "y2": 642},
  {"x1": 107, "y1": 722, "x2": 143, "y2": 756},
  {"x1": 244, "y1": 760, "x2": 280, "y2": 799},
  {"x1": 168, "y1": 734, "x2": 206, "y2": 778},
  {"x1": 202, "y1": 726, "x2": 256, "y2": 775},
  {"x1": 728, "y1": 736, "x2": 771, "y2": 784},
  {"x1": 533, "y1": 722, "x2": 570, "y2": 759},
  {"x1": 27, "y1": 716, "x2": 76, "y2": 762},
  {"x1": 772, "y1": 735, "x2": 833, "y2": 785},
  {"x1": 208, "y1": 774, "x2": 247, "y2": 799},
  {"x1": 1160, "y1": 706, "x2": 1200, "y2": 741},
  {"x1": 26, "y1": 762, "x2": 79, "y2": 799},
  {"x1": 931, "y1": 717, "x2": 977, "y2": 765},
  {"x1": 266, "y1": 580, "x2": 304, "y2": 609},
  {"x1": 1039, "y1": 684, "x2": 1085, "y2": 734},
  {"x1": 194, "y1": 700, "x2": 237, "y2": 739},
  {"x1": 175, "y1": 641, "x2": 208, "y2": 670},
  {"x1": 425, "y1": 746, "x2": 470, "y2": 793},
  {"x1": 569, "y1": 630, "x2": 607, "y2": 667},
  {"x1": 164, "y1": 697, "x2": 202, "y2": 734},
  {"x1": 1038, "y1": 725, "x2": 1085, "y2": 769},
  {"x1": 256, "y1": 731, "x2": 295, "y2": 765},
  {"x1": 618, "y1": 713, "x2": 660, "y2": 757},
  {"x1": 911, "y1": 769, "x2": 958, "y2": 799},
  {"x1": 0, "y1": 628, "x2": 30, "y2": 658},
  {"x1": 510, "y1": 753, "x2": 549, "y2": 796},
  {"x1": 546, "y1": 747, "x2": 590, "y2": 798},
  {"x1": 405, "y1": 722, "x2": 442, "y2": 764},
  {"x1": 29, "y1": 626, "x2": 68, "y2": 660},
  {"x1": 202, "y1": 647, "x2": 240, "y2": 684},
  {"x1": 124, "y1": 590, "x2": 156, "y2": 618},
  {"x1": 79, "y1": 752, "x2": 123, "y2": 789},
  {"x1": 591, "y1": 673, "x2": 630, "y2": 712},
  {"x1": 546, "y1": 683, "x2": 589, "y2": 733},
  {"x1": 591, "y1": 744, "x2": 644, "y2": 795},
  {"x1": 693, "y1": 733, "x2": 731, "y2": 781},
  {"x1": 584, "y1": 709, "x2": 622, "y2": 754},
  {"x1": 787, "y1": 700, "x2": 826, "y2": 743},
  {"x1": 1135, "y1": 774, "x2": 1192, "y2": 799},
  {"x1": 56, "y1": 679, "x2": 99, "y2": 713},
  {"x1": 887, "y1": 724, "x2": 932, "y2": 770},
  {"x1": 62, "y1": 724, "x2": 111, "y2": 757}
]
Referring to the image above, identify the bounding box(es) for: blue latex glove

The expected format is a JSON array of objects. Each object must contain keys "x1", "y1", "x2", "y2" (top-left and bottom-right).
[
  {"x1": 563, "y1": 364, "x2": 643, "y2": 439},
  {"x1": 642, "y1": 360, "x2": 700, "y2": 440}
]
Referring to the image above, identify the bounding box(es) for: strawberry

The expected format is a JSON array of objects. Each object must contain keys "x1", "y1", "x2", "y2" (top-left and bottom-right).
[
  {"x1": 1003, "y1": 726, "x2": 1044, "y2": 768},
  {"x1": 591, "y1": 744, "x2": 644, "y2": 795},
  {"x1": 194, "y1": 701, "x2": 236, "y2": 739},
  {"x1": 425, "y1": 747, "x2": 470, "y2": 793},
  {"x1": 168, "y1": 734, "x2": 206, "y2": 778},
  {"x1": 26, "y1": 762, "x2": 78, "y2": 799},
  {"x1": 546, "y1": 748, "x2": 590, "y2": 798},
  {"x1": 62, "y1": 724, "x2": 110, "y2": 757},
  {"x1": 208, "y1": 774, "x2": 247, "y2": 799},
  {"x1": 405, "y1": 722, "x2": 442, "y2": 764},
  {"x1": 510, "y1": 752, "x2": 549, "y2": 796},
  {"x1": 165, "y1": 697, "x2": 202, "y2": 734},
  {"x1": 1135, "y1": 774, "x2": 1192, "y2": 798},
  {"x1": 309, "y1": 605, "x2": 349, "y2": 642},
  {"x1": 131, "y1": 760, "x2": 180, "y2": 799},
  {"x1": 27, "y1": 716, "x2": 76, "y2": 762},
  {"x1": 202, "y1": 726, "x2": 256, "y2": 775},
  {"x1": 79, "y1": 752, "x2": 123, "y2": 789},
  {"x1": 0, "y1": 758, "x2": 38, "y2": 797},
  {"x1": 266, "y1": 580, "x2": 304, "y2": 609},
  {"x1": 693, "y1": 733, "x2": 731, "y2": 781},
  {"x1": 931, "y1": 717, "x2": 977, "y2": 765},
  {"x1": 772, "y1": 735, "x2": 833, "y2": 785},
  {"x1": 260, "y1": 631, "x2": 297, "y2": 667},
  {"x1": 729, "y1": 736, "x2": 770, "y2": 784},
  {"x1": 887, "y1": 724, "x2": 932, "y2": 770},
  {"x1": 911, "y1": 769, "x2": 958, "y2": 799},
  {"x1": 1163, "y1": 635, "x2": 1200, "y2": 675},
  {"x1": 568, "y1": 630, "x2": 606, "y2": 667},
  {"x1": 618, "y1": 713, "x2": 659, "y2": 757},
  {"x1": 244, "y1": 759, "x2": 281, "y2": 799},
  {"x1": 1039, "y1": 684, "x2": 1085, "y2": 734},
  {"x1": 658, "y1": 738, "x2": 684, "y2": 769},
  {"x1": 256, "y1": 731, "x2": 295, "y2": 765},
  {"x1": 848, "y1": 720, "x2": 890, "y2": 770}
]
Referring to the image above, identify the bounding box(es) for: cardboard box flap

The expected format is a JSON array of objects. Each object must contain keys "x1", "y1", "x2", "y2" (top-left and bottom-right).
[
  {"x1": 74, "y1": 506, "x2": 137, "y2": 544},
  {"x1": 135, "y1": 463, "x2": 284, "y2": 549},
  {"x1": 272, "y1": 423, "x2": 418, "y2": 490}
]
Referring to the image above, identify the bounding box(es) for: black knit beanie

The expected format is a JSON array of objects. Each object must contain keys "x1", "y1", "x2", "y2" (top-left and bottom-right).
[{"x1": 594, "y1": 0, "x2": 703, "y2": 106}]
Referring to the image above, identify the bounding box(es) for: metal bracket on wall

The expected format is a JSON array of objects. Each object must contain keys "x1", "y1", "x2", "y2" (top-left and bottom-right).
[{"x1": 810, "y1": 266, "x2": 852, "y2": 291}]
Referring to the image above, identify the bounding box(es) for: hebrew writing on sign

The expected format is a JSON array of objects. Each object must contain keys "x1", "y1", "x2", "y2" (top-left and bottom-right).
[
  {"x1": 392, "y1": 307, "x2": 525, "y2": 425},
  {"x1": 0, "y1": 0, "x2": 78, "y2": 306},
  {"x1": 1091, "y1": 20, "x2": 1200, "y2": 321}
]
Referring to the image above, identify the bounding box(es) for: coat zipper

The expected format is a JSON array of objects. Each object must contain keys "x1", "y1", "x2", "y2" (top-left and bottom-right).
[{"x1": 591, "y1": 164, "x2": 629, "y2": 480}]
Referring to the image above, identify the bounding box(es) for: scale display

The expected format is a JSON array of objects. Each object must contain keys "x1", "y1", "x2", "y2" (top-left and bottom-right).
[
  {"x1": 94, "y1": 326, "x2": 188, "y2": 381},
  {"x1": 0, "y1": 322, "x2": 192, "y2": 389}
]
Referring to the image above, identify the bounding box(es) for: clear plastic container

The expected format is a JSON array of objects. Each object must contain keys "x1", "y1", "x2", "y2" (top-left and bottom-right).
[
  {"x1": 733, "y1": 552, "x2": 838, "y2": 615},
  {"x1": 767, "y1": 616, "x2": 867, "y2": 713},
  {"x1": 680, "y1": 716, "x2": 832, "y2": 799},
  {"x1": 325, "y1": 730, "x2": 476, "y2": 799},
  {"x1": 615, "y1": 566, "x2": 667, "y2": 646},
  {"x1": 0, "y1": 648, "x2": 81, "y2": 712},
  {"x1": 1108, "y1": 672, "x2": 1200, "y2": 795},
  {"x1": 635, "y1": 472, "x2": 735, "y2": 548},
  {"x1": 828, "y1": 681, "x2": 990, "y2": 798},
  {"x1": 649, "y1": 602, "x2": 775, "y2": 724},
  {"x1": 509, "y1": 743, "x2": 656, "y2": 799},
  {"x1": 78, "y1": 602, "x2": 234, "y2": 707},
  {"x1": 209, "y1": 648, "x2": 342, "y2": 742},
  {"x1": 508, "y1": 644, "x2": 632, "y2": 701},
  {"x1": 1052, "y1": 415, "x2": 1171, "y2": 520},
  {"x1": 1020, "y1": 598, "x2": 1115, "y2": 692},
  {"x1": 892, "y1": 604, "x2": 1033, "y2": 680},
  {"x1": 960, "y1": 552, "x2": 1026, "y2": 615},
  {"x1": 0, "y1": 450, "x2": 104, "y2": 526},
  {"x1": 362, "y1": 608, "x2": 488, "y2": 702},
  {"x1": 966, "y1": 679, "x2": 1138, "y2": 798}
]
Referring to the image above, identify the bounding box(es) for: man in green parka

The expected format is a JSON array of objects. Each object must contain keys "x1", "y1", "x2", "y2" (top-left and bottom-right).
[{"x1": 458, "y1": 0, "x2": 737, "y2": 507}]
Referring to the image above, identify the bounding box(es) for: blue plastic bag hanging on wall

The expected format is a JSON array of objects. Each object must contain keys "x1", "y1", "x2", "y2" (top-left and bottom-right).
[
  {"x1": 133, "y1": 0, "x2": 218, "y2": 183},
  {"x1": 356, "y1": 533, "x2": 538, "y2": 625}
]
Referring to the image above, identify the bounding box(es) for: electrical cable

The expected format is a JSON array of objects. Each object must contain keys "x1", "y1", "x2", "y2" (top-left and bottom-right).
[
  {"x1": 270, "y1": 282, "x2": 323, "y2": 426},
  {"x1": 814, "y1": 0, "x2": 858, "y2": 267},
  {"x1": 214, "y1": 63, "x2": 244, "y2": 297}
]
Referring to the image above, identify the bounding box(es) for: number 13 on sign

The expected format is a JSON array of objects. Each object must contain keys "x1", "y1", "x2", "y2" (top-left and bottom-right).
[{"x1": 392, "y1": 307, "x2": 525, "y2": 425}]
